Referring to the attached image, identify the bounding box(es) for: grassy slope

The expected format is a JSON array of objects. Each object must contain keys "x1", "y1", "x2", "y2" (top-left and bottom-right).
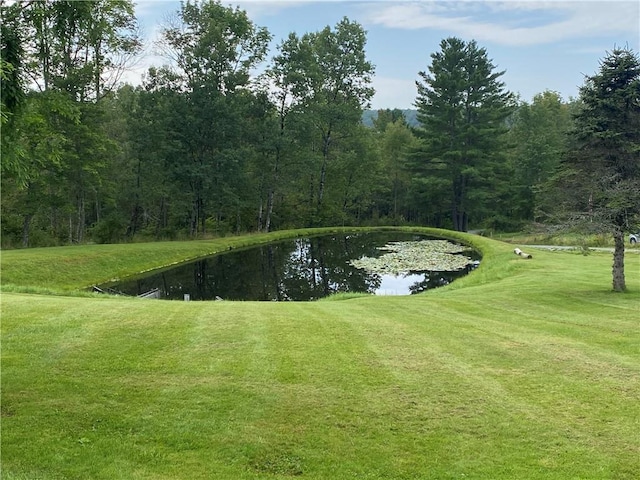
[{"x1": 2, "y1": 228, "x2": 639, "y2": 479}]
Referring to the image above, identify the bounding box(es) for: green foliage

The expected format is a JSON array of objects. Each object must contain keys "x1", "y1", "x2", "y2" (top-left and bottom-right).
[
  {"x1": 291, "y1": 18, "x2": 375, "y2": 223},
  {"x1": 566, "y1": 48, "x2": 640, "y2": 223},
  {"x1": 0, "y1": 3, "x2": 25, "y2": 118},
  {"x1": 411, "y1": 37, "x2": 516, "y2": 231},
  {"x1": 371, "y1": 119, "x2": 418, "y2": 223},
  {"x1": 1, "y1": 5, "x2": 27, "y2": 182},
  {"x1": 152, "y1": 0, "x2": 273, "y2": 236},
  {"x1": 2, "y1": 0, "x2": 634, "y2": 248},
  {"x1": 20, "y1": 0, "x2": 140, "y2": 100},
  {"x1": 254, "y1": 17, "x2": 376, "y2": 229},
  {"x1": 1, "y1": 0, "x2": 141, "y2": 247},
  {"x1": 507, "y1": 91, "x2": 575, "y2": 222},
  {"x1": 89, "y1": 213, "x2": 127, "y2": 244},
  {"x1": 556, "y1": 47, "x2": 640, "y2": 291},
  {"x1": 372, "y1": 108, "x2": 407, "y2": 131},
  {"x1": 163, "y1": 0, "x2": 271, "y2": 92}
]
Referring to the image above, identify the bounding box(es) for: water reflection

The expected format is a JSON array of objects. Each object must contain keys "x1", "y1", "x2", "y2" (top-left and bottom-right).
[{"x1": 99, "y1": 232, "x2": 479, "y2": 301}]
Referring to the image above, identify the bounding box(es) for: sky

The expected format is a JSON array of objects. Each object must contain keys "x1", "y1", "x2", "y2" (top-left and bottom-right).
[{"x1": 130, "y1": 0, "x2": 640, "y2": 109}]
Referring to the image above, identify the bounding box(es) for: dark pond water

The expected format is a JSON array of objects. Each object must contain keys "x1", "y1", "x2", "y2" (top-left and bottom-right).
[{"x1": 98, "y1": 232, "x2": 480, "y2": 301}]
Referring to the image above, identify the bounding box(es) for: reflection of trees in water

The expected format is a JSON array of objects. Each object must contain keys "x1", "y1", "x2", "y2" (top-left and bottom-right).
[
  {"x1": 408, "y1": 261, "x2": 479, "y2": 294},
  {"x1": 104, "y1": 233, "x2": 475, "y2": 301},
  {"x1": 194, "y1": 260, "x2": 207, "y2": 299},
  {"x1": 408, "y1": 272, "x2": 451, "y2": 294},
  {"x1": 264, "y1": 245, "x2": 285, "y2": 301},
  {"x1": 279, "y1": 236, "x2": 382, "y2": 299}
]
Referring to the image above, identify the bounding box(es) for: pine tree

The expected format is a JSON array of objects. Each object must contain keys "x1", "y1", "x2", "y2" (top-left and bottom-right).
[
  {"x1": 561, "y1": 47, "x2": 640, "y2": 292},
  {"x1": 411, "y1": 37, "x2": 515, "y2": 231}
]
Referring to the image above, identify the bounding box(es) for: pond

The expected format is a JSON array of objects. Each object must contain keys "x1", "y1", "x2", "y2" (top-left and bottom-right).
[{"x1": 97, "y1": 232, "x2": 480, "y2": 301}]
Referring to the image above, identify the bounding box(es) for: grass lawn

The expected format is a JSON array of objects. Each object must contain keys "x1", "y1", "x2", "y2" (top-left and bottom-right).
[{"x1": 1, "y1": 227, "x2": 639, "y2": 479}]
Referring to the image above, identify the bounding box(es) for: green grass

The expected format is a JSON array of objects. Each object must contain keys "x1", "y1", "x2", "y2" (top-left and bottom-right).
[
  {"x1": 492, "y1": 230, "x2": 640, "y2": 249},
  {"x1": 2, "y1": 227, "x2": 639, "y2": 479}
]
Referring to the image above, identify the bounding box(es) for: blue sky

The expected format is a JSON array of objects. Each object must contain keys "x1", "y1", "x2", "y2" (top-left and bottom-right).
[{"x1": 131, "y1": 1, "x2": 640, "y2": 109}]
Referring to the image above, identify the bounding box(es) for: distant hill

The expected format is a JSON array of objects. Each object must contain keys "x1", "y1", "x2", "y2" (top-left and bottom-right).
[{"x1": 361, "y1": 109, "x2": 419, "y2": 128}]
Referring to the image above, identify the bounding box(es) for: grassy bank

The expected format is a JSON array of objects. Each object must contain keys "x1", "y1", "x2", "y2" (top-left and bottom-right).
[
  {"x1": 0, "y1": 227, "x2": 492, "y2": 293},
  {"x1": 2, "y1": 228, "x2": 639, "y2": 479},
  {"x1": 492, "y1": 230, "x2": 640, "y2": 249}
]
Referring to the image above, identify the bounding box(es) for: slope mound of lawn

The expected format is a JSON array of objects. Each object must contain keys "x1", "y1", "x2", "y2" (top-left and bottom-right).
[
  {"x1": 2, "y1": 228, "x2": 639, "y2": 479},
  {"x1": 0, "y1": 227, "x2": 508, "y2": 294}
]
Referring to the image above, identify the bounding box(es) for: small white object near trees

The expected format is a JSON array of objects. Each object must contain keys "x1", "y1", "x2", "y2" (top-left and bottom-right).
[{"x1": 514, "y1": 248, "x2": 533, "y2": 259}]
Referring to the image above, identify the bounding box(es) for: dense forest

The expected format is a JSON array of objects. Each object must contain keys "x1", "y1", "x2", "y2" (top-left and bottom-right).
[{"x1": 2, "y1": 0, "x2": 639, "y2": 253}]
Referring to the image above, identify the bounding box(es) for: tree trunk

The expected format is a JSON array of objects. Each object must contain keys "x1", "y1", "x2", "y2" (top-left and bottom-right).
[
  {"x1": 317, "y1": 131, "x2": 331, "y2": 212},
  {"x1": 393, "y1": 170, "x2": 399, "y2": 223},
  {"x1": 265, "y1": 188, "x2": 275, "y2": 232},
  {"x1": 156, "y1": 197, "x2": 168, "y2": 238},
  {"x1": 22, "y1": 214, "x2": 33, "y2": 247},
  {"x1": 128, "y1": 158, "x2": 142, "y2": 237},
  {"x1": 342, "y1": 171, "x2": 355, "y2": 214},
  {"x1": 307, "y1": 172, "x2": 316, "y2": 226},
  {"x1": 451, "y1": 174, "x2": 467, "y2": 231},
  {"x1": 200, "y1": 197, "x2": 206, "y2": 235},
  {"x1": 76, "y1": 193, "x2": 85, "y2": 243},
  {"x1": 257, "y1": 196, "x2": 264, "y2": 232},
  {"x1": 612, "y1": 228, "x2": 626, "y2": 292},
  {"x1": 265, "y1": 148, "x2": 280, "y2": 233},
  {"x1": 50, "y1": 206, "x2": 59, "y2": 240},
  {"x1": 317, "y1": 157, "x2": 328, "y2": 208},
  {"x1": 128, "y1": 204, "x2": 141, "y2": 237}
]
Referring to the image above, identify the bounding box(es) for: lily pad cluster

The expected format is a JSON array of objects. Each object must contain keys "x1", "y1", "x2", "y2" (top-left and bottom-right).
[{"x1": 350, "y1": 240, "x2": 474, "y2": 275}]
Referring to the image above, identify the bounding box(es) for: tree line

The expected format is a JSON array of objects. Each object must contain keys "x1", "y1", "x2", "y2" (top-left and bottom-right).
[{"x1": 2, "y1": 1, "x2": 639, "y2": 275}]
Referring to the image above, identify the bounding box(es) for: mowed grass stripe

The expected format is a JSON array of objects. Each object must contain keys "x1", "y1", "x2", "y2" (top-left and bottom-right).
[{"x1": 2, "y1": 230, "x2": 639, "y2": 479}]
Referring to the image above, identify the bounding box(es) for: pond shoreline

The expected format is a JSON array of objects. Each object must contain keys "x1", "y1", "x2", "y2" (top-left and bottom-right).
[{"x1": 95, "y1": 232, "x2": 480, "y2": 301}]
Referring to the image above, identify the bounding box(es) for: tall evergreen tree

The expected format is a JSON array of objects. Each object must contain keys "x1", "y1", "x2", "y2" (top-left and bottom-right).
[
  {"x1": 559, "y1": 47, "x2": 640, "y2": 292},
  {"x1": 411, "y1": 37, "x2": 515, "y2": 231},
  {"x1": 1, "y1": 2, "x2": 27, "y2": 184}
]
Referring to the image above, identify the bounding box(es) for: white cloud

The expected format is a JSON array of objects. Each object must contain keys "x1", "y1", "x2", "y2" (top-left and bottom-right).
[
  {"x1": 233, "y1": 0, "x2": 307, "y2": 15},
  {"x1": 371, "y1": 76, "x2": 417, "y2": 110},
  {"x1": 361, "y1": 1, "x2": 640, "y2": 47},
  {"x1": 134, "y1": 0, "x2": 180, "y2": 21}
]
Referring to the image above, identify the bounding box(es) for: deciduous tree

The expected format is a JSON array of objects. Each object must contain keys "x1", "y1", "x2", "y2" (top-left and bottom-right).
[
  {"x1": 158, "y1": 0, "x2": 271, "y2": 235},
  {"x1": 507, "y1": 91, "x2": 574, "y2": 223},
  {"x1": 273, "y1": 19, "x2": 374, "y2": 224},
  {"x1": 376, "y1": 117, "x2": 417, "y2": 223}
]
